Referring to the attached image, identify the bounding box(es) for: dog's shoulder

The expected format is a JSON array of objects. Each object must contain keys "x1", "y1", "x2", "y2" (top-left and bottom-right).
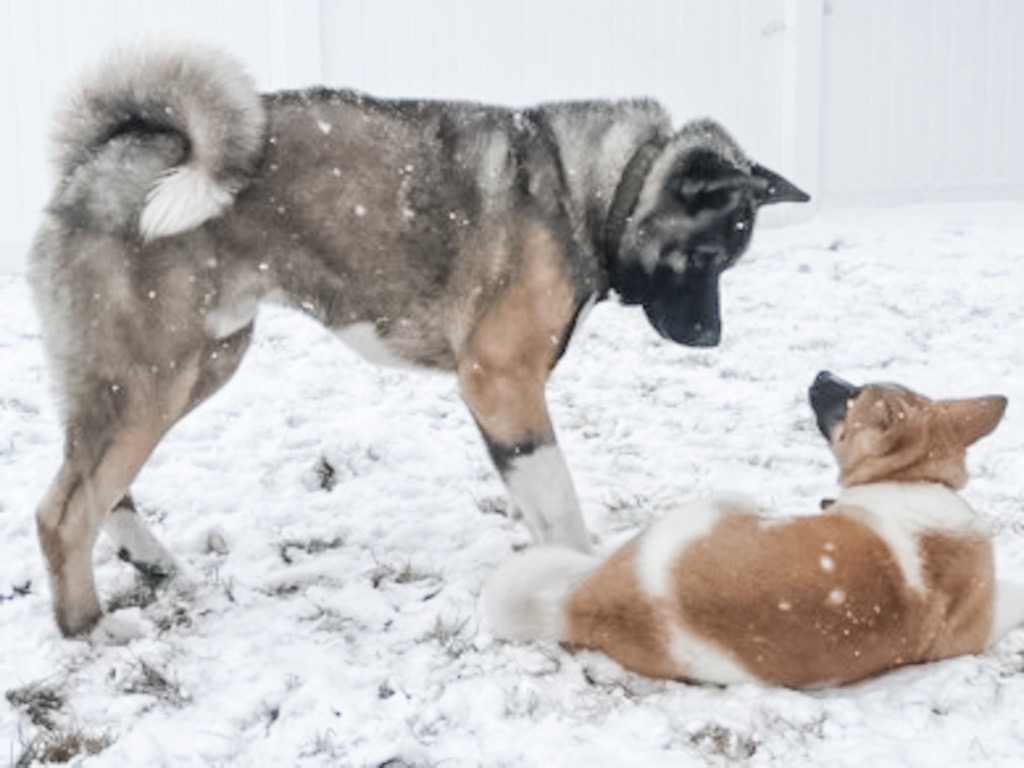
[{"x1": 830, "y1": 483, "x2": 988, "y2": 594}]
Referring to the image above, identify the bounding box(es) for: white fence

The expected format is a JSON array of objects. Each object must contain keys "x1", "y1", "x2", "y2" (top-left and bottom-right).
[{"x1": 1, "y1": 0, "x2": 1022, "y2": 272}]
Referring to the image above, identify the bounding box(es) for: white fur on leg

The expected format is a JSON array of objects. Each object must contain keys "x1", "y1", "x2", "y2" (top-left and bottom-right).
[
  {"x1": 988, "y1": 580, "x2": 1024, "y2": 646},
  {"x1": 486, "y1": 546, "x2": 597, "y2": 642},
  {"x1": 139, "y1": 165, "x2": 235, "y2": 240},
  {"x1": 104, "y1": 505, "x2": 176, "y2": 575},
  {"x1": 504, "y1": 445, "x2": 591, "y2": 552}
]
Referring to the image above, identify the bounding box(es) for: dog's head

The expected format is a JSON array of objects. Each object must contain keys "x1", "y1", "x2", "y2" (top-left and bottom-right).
[
  {"x1": 607, "y1": 119, "x2": 809, "y2": 347},
  {"x1": 808, "y1": 371, "x2": 1007, "y2": 489}
]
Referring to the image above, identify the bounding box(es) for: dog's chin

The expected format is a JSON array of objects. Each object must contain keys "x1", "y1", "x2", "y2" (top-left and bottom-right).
[
  {"x1": 643, "y1": 298, "x2": 721, "y2": 347},
  {"x1": 639, "y1": 266, "x2": 723, "y2": 347}
]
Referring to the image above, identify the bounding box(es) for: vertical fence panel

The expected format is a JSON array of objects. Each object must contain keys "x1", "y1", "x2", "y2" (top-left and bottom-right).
[
  {"x1": 821, "y1": 0, "x2": 1024, "y2": 205},
  {"x1": 318, "y1": 1, "x2": 796, "y2": 182},
  {"x1": 2, "y1": 0, "x2": 1024, "y2": 272}
]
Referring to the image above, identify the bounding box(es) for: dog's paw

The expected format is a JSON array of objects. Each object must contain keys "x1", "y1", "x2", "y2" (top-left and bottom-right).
[
  {"x1": 89, "y1": 609, "x2": 150, "y2": 646},
  {"x1": 120, "y1": 553, "x2": 177, "y2": 589},
  {"x1": 164, "y1": 568, "x2": 199, "y2": 601},
  {"x1": 709, "y1": 491, "x2": 761, "y2": 515}
]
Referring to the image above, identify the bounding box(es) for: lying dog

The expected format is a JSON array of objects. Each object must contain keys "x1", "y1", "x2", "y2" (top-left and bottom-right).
[
  {"x1": 487, "y1": 372, "x2": 1020, "y2": 687},
  {"x1": 29, "y1": 44, "x2": 808, "y2": 636}
]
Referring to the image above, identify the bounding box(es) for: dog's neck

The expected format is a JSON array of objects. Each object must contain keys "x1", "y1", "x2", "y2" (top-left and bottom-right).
[
  {"x1": 528, "y1": 102, "x2": 671, "y2": 299},
  {"x1": 602, "y1": 135, "x2": 668, "y2": 288},
  {"x1": 831, "y1": 481, "x2": 981, "y2": 533}
]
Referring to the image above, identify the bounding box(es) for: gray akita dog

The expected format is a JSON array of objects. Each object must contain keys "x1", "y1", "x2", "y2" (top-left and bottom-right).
[{"x1": 29, "y1": 44, "x2": 809, "y2": 636}]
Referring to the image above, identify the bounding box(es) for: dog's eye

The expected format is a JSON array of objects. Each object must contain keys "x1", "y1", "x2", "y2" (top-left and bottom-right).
[{"x1": 677, "y1": 180, "x2": 737, "y2": 213}]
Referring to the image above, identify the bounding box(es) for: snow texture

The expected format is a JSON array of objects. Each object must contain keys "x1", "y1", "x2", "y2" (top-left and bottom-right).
[{"x1": 2, "y1": 202, "x2": 1024, "y2": 766}]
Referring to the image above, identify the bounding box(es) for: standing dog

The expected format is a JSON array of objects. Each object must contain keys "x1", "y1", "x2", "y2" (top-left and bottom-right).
[
  {"x1": 29, "y1": 45, "x2": 808, "y2": 636},
  {"x1": 488, "y1": 372, "x2": 1021, "y2": 687}
]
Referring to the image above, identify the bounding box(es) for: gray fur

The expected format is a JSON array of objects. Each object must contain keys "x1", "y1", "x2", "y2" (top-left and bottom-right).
[
  {"x1": 51, "y1": 43, "x2": 265, "y2": 185},
  {"x1": 28, "y1": 44, "x2": 808, "y2": 636}
]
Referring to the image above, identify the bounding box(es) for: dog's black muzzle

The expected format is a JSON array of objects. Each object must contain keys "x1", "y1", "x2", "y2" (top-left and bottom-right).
[
  {"x1": 809, "y1": 371, "x2": 861, "y2": 439},
  {"x1": 642, "y1": 264, "x2": 721, "y2": 347}
]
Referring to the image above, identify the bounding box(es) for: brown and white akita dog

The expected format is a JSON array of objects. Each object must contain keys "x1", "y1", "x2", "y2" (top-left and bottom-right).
[{"x1": 487, "y1": 371, "x2": 1020, "y2": 687}]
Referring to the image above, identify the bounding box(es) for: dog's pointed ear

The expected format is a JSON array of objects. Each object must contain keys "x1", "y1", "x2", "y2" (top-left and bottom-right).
[
  {"x1": 750, "y1": 164, "x2": 811, "y2": 205},
  {"x1": 945, "y1": 395, "x2": 1008, "y2": 447}
]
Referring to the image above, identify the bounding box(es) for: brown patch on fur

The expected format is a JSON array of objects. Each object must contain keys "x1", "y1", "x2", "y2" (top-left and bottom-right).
[
  {"x1": 564, "y1": 540, "x2": 683, "y2": 679},
  {"x1": 456, "y1": 223, "x2": 577, "y2": 444},
  {"x1": 917, "y1": 531, "x2": 994, "y2": 660},
  {"x1": 832, "y1": 387, "x2": 1007, "y2": 489},
  {"x1": 673, "y1": 510, "x2": 924, "y2": 687}
]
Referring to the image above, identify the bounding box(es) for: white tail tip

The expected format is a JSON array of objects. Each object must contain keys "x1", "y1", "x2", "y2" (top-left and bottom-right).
[
  {"x1": 486, "y1": 546, "x2": 597, "y2": 642},
  {"x1": 139, "y1": 166, "x2": 235, "y2": 241}
]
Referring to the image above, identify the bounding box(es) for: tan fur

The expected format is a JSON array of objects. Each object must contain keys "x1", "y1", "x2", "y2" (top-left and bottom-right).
[
  {"x1": 457, "y1": 224, "x2": 577, "y2": 444},
  {"x1": 677, "y1": 511, "x2": 911, "y2": 686},
  {"x1": 832, "y1": 387, "x2": 1005, "y2": 489},
  {"x1": 565, "y1": 541, "x2": 683, "y2": 679},
  {"x1": 917, "y1": 531, "x2": 994, "y2": 660},
  {"x1": 38, "y1": 426, "x2": 165, "y2": 634},
  {"x1": 945, "y1": 397, "x2": 1008, "y2": 446}
]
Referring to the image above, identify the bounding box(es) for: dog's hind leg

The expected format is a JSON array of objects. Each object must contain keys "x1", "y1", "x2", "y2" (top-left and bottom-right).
[
  {"x1": 38, "y1": 402, "x2": 187, "y2": 635},
  {"x1": 40, "y1": 440, "x2": 161, "y2": 634},
  {"x1": 111, "y1": 327, "x2": 255, "y2": 587},
  {"x1": 37, "y1": 328, "x2": 253, "y2": 636}
]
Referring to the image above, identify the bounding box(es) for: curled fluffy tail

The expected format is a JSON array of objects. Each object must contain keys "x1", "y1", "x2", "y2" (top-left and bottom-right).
[
  {"x1": 53, "y1": 43, "x2": 265, "y2": 240},
  {"x1": 485, "y1": 546, "x2": 597, "y2": 642}
]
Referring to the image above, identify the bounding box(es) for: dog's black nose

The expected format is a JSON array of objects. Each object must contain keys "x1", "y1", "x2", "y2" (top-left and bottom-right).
[
  {"x1": 686, "y1": 327, "x2": 721, "y2": 347},
  {"x1": 647, "y1": 312, "x2": 721, "y2": 347},
  {"x1": 642, "y1": 266, "x2": 722, "y2": 347},
  {"x1": 809, "y1": 371, "x2": 861, "y2": 439}
]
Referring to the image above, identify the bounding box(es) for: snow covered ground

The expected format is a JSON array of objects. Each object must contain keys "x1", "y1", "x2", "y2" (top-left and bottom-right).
[{"x1": 2, "y1": 201, "x2": 1023, "y2": 766}]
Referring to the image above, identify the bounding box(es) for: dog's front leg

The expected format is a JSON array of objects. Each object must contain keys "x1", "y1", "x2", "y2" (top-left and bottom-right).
[
  {"x1": 459, "y1": 364, "x2": 591, "y2": 553},
  {"x1": 457, "y1": 225, "x2": 593, "y2": 551}
]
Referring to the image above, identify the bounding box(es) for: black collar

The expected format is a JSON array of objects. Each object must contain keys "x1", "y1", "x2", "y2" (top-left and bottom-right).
[{"x1": 603, "y1": 135, "x2": 668, "y2": 276}]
